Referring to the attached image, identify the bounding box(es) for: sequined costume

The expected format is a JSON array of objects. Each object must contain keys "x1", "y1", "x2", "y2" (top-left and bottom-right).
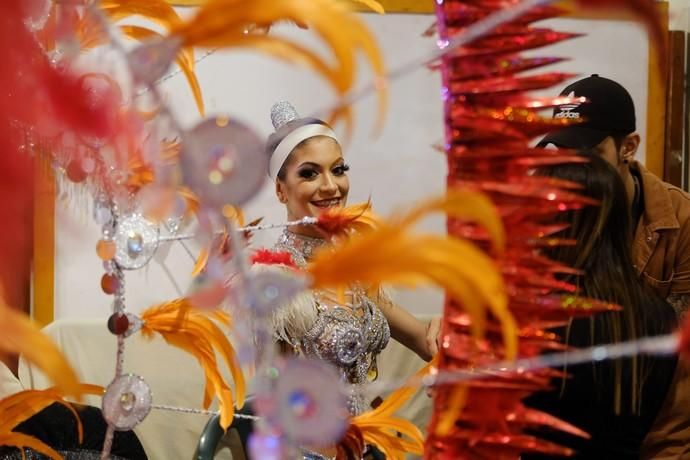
[{"x1": 271, "y1": 229, "x2": 391, "y2": 416}]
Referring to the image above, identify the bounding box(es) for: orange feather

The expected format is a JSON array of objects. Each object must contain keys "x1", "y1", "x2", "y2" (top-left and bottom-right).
[
  {"x1": 338, "y1": 360, "x2": 434, "y2": 459},
  {"x1": 168, "y1": 0, "x2": 387, "y2": 133},
  {"x1": 140, "y1": 299, "x2": 246, "y2": 429},
  {"x1": 308, "y1": 190, "x2": 515, "y2": 358}
]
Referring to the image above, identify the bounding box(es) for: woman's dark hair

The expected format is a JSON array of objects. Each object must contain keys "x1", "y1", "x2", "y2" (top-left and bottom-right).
[
  {"x1": 265, "y1": 118, "x2": 333, "y2": 181},
  {"x1": 539, "y1": 154, "x2": 676, "y2": 414}
]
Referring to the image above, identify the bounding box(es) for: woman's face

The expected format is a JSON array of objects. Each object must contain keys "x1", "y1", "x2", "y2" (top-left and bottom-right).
[{"x1": 276, "y1": 136, "x2": 349, "y2": 224}]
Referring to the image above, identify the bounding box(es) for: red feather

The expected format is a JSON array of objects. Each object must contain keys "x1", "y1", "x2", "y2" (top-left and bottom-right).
[{"x1": 250, "y1": 249, "x2": 297, "y2": 269}]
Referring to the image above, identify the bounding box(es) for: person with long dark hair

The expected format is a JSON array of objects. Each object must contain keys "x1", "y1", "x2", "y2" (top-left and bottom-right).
[{"x1": 524, "y1": 154, "x2": 678, "y2": 459}]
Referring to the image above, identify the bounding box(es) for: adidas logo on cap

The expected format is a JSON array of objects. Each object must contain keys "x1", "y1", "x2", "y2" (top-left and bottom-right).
[{"x1": 554, "y1": 91, "x2": 583, "y2": 119}]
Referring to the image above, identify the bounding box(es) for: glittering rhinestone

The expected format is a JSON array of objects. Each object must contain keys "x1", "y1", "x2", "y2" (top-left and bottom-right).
[{"x1": 127, "y1": 232, "x2": 144, "y2": 256}]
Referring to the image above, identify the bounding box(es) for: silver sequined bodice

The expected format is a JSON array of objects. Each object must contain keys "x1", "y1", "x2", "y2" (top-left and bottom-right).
[{"x1": 275, "y1": 230, "x2": 391, "y2": 415}]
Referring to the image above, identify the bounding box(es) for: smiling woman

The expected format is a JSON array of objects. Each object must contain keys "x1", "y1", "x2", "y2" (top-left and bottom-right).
[
  {"x1": 260, "y1": 100, "x2": 440, "y2": 412},
  {"x1": 267, "y1": 103, "x2": 350, "y2": 238}
]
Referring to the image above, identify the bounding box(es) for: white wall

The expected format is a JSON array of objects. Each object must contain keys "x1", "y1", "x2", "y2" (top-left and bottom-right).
[
  {"x1": 670, "y1": 0, "x2": 690, "y2": 32},
  {"x1": 53, "y1": 10, "x2": 655, "y2": 320}
]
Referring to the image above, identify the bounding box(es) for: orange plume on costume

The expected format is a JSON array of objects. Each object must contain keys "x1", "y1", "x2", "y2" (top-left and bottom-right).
[
  {"x1": 140, "y1": 299, "x2": 245, "y2": 429},
  {"x1": 0, "y1": 384, "x2": 104, "y2": 460},
  {"x1": 337, "y1": 360, "x2": 434, "y2": 459},
  {"x1": 308, "y1": 189, "x2": 514, "y2": 356},
  {"x1": 308, "y1": 191, "x2": 513, "y2": 440},
  {"x1": 167, "y1": 0, "x2": 387, "y2": 133}
]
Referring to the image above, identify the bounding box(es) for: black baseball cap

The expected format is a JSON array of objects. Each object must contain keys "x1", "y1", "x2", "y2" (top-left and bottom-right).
[{"x1": 538, "y1": 74, "x2": 636, "y2": 149}]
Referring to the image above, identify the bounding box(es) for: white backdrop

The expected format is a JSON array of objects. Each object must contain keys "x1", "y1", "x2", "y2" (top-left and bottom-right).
[{"x1": 51, "y1": 10, "x2": 653, "y2": 320}]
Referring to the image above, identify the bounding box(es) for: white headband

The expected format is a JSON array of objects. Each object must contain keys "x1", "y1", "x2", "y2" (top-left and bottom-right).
[{"x1": 269, "y1": 123, "x2": 339, "y2": 181}]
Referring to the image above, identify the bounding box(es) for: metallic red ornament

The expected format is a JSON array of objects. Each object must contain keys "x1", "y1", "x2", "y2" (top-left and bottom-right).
[
  {"x1": 66, "y1": 159, "x2": 88, "y2": 183},
  {"x1": 427, "y1": 1, "x2": 610, "y2": 458},
  {"x1": 107, "y1": 312, "x2": 129, "y2": 335},
  {"x1": 100, "y1": 273, "x2": 120, "y2": 295}
]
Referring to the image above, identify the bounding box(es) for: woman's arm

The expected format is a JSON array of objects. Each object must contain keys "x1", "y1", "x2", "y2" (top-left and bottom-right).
[{"x1": 378, "y1": 295, "x2": 440, "y2": 362}]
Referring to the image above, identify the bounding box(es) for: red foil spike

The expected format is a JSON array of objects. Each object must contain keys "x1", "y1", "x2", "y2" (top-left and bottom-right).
[
  {"x1": 429, "y1": 0, "x2": 622, "y2": 456},
  {"x1": 451, "y1": 31, "x2": 584, "y2": 57},
  {"x1": 449, "y1": 73, "x2": 579, "y2": 95},
  {"x1": 441, "y1": 55, "x2": 569, "y2": 81}
]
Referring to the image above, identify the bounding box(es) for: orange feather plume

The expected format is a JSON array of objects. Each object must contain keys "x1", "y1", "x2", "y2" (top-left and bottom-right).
[
  {"x1": 167, "y1": 0, "x2": 387, "y2": 133},
  {"x1": 337, "y1": 360, "x2": 434, "y2": 459},
  {"x1": 308, "y1": 189, "x2": 515, "y2": 357},
  {"x1": 0, "y1": 384, "x2": 104, "y2": 460},
  {"x1": 308, "y1": 190, "x2": 513, "y2": 440},
  {"x1": 140, "y1": 299, "x2": 245, "y2": 429}
]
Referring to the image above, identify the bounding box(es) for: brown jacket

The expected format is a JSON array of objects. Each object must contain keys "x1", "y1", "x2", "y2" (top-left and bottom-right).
[
  {"x1": 633, "y1": 162, "x2": 690, "y2": 459},
  {"x1": 632, "y1": 162, "x2": 690, "y2": 300}
]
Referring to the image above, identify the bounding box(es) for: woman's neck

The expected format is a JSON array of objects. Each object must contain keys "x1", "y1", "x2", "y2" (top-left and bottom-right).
[
  {"x1": 286, "y1": 223, "x2": 323, "y2": 239},
  {"x1": 280, "y1": 227, "x2": 326, "y2": 262}
]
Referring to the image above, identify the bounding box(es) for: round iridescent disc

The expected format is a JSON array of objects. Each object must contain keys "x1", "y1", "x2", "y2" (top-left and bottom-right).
[
  {"x1": 247, "y1": 270, "x2": 307, "y2": 316},
  {"x1": 114, "y1": 214, "x2": 160, "y2": 270},
  {"x1": 128, "y1": 38, "x2": 180, "y2": 86},
  {"x1": 180, "y1": 116, "x2": 267, "y2": 207},
  {"x1": 102, "y1": 374, "x2": 152, "y2": 431},
  {"x1": 269, "y1": 358, "x2": 349, "y2": 447}
]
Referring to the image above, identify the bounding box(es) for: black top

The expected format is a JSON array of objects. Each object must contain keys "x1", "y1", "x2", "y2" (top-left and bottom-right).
[
  {"x1": 0, "y1": 403, "x2": 147, "y2": 460},
  {"x1": 523, "y1": 311, "x2": 677, "y2": 459}
]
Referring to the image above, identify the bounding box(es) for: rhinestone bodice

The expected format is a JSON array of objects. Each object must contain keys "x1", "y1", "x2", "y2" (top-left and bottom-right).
[{"x1": 275, "y1": 229, "x2": 391, "y2": 414}]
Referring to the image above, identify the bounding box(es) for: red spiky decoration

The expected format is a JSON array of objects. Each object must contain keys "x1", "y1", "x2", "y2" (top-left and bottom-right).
[{"x1": 427, "y1": 1, "x2": 663, "y2": 458}]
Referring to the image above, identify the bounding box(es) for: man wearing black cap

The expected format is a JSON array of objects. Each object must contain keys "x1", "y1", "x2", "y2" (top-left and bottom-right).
[
  {"x1": 540, "y1": 74, "x2": 690, "y2": 458},
  {"x1": 540, "y1": 74, "x2": 690, "y2": 314}
]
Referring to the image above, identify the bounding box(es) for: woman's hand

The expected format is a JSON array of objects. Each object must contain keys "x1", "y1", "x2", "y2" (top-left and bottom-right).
[{"x1": 425, "y1": 317, "x2": 442, "y2": 358}]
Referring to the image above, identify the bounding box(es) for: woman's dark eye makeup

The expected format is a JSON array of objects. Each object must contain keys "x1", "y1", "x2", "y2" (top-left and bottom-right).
[
  {"x1": 296, "y1": 162, "x2": 349, "y2": 180},
  {"x1": 332, "y1": 164, "x2": 350, "y2": 176},
  {"x1": 297, "y1": 168, "x2": 318, "y2": 179}
]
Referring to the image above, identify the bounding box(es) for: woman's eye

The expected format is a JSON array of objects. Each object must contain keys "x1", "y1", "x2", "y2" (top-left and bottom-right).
[
  {"x1": 333, "y1": 164, "x2": 350, "y2": 176},
  {"x1": 298, "y1": 169, "x2": 318, "y2": 179}
]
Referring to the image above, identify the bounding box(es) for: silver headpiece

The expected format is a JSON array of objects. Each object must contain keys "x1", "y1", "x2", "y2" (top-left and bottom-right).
[
  {"x1": 271, "y1": 101, "x2": 300, "y2": 130},
  {"x1": 267, "y1": 101, "x2": 339, "y2": 181}
]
